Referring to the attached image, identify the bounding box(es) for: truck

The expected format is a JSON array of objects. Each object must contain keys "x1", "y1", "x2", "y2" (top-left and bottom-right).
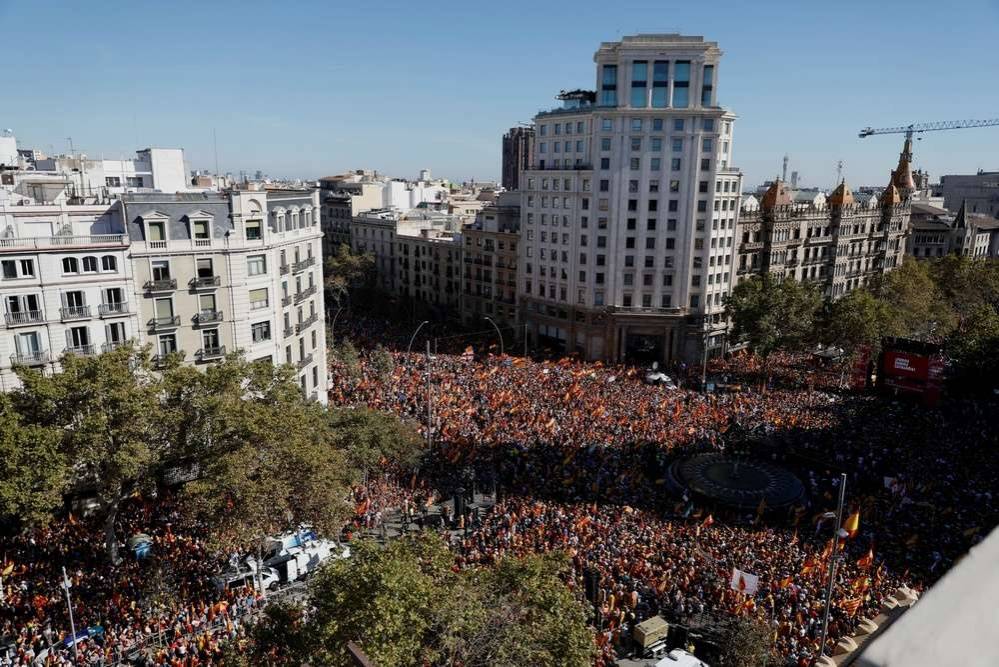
[{"x1": 261, "y1": 528, "x2": 350, "y2": 585}]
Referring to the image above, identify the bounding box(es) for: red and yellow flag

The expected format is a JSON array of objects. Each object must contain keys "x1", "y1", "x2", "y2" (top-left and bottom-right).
[
  {"x1": 843, "y1": 511, "x2": 860, "y2": 538},
  {"x1": 856, "y1": 549, "x2": 874, "y2": 570}
]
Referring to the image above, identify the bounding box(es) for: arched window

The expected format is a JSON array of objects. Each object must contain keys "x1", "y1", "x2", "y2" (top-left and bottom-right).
[
  {"x1": 289, "y1": 211, "x2": 299, "y2": 231},
  {"x1": 62, "y1": 257, "x2": 79, "y2": 273},
  {"x1": 82, "y1": 256, "x2": 98, "y2": 272},
  {"x1": 102, "y1": 256, "x2": 118, "y2": 271}
]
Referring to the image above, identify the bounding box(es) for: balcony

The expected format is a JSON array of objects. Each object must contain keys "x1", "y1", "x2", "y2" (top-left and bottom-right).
[
  {"x1": 193, "y1": 310, "x2": 223, "y2": 325},
  {"x1": 193, "y1": 237, "x2": 212, "y2": 248},
  {"x1": 148, "y1": 240, "x2": 168, "y2": 249},
  {"x1": 308, "y1": 390, "x2": 319, "y2": 402},
  {"x1": 196, "y1": 345, "x2": 226, "y2": 361},
  {"x1": 5, "y1": 310, "x2": 44, "y2": 327},
  {"x1": 64, "y1": 344, "x2": 96, "y2": 357},
  {"x1": 292, "y1": 256, "x2": 315, "y2": 273},
  {"x1": 102, "y1": 341, "x2": 127, "y2": 353},
  {"x1": 297, "y1": 353, "x2": 314, "y2": 370},
  {"x1": 280, "y1": 263, "x2": 290, "y2": 275},
  {"x1": 189, "y1": 275, "x2": 221, "y2": 289},
  {"x1": 10, "y1": 350, "x2": 49, "y2": 366},
  {"x1": 60, "y1": 305, "x2": 92, "y2": 321},
  {"x1": 294, "y1": 285, "x2": 317, "y2": 304},
  {"x1": 283, "y1": 325, "x2": 295, "y2": 337},
  {"x1": 281, "y1": 295, "x2": 292, "y2": 307},
  {"x1": 296, "y1": 313, "x2": 318, "y2": 334},
  {"x1": 99, "y1": 302, "x2": 130, "y2": 317},
  {"x1": 144, "y1": 278, "x2": 177, "y2": 292},
  {"x1": 0, "y1": 234, "x2": 127, "y2": 253},
  {"x1": 151, "y1": 351, "x2": 185, "y2": 368},
  {"x1": 148, "y1": 315, "x2": 180, "y2": 331}
]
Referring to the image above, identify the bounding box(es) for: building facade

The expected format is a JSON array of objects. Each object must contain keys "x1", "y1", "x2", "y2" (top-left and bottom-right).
[
  {"x1": 502, "y1": 127, "x2": 535, "y2": 191},
  {"x1": 908, "y1": 201, "x2": 999, "y2": 259},
  {"x1": 121, "y1": 189, "x2": 328, "y2": 402},
  {"x1": 461, "y1": 202, "x2": 520, "y2": 330},
  {"x1": 0, "y1": 202, "x2": 139, "y2": 390},
  {"x1": 395, "y1": 229, "x2": 463, "y2": 317},
  {"x1": 937, "y1": 171, "x2": 999, "y2": 218},
  {"x1": 518, "y1": 34, "x2": 742, "y2": 364},
  {"x1": 735, "y1": 176, "x2": 909, "y2": 297}
]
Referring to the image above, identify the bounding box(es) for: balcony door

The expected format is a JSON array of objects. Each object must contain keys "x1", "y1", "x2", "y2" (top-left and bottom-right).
[
  {"x1": 105, "y1": 287, "x2": 124, "y2": 305},
  {"x1": 64, "y1": 290, "x2": 85, "y2": 309},
  {"x1": 106, "y1": 322, "x2": 126, "y2": 344},
  {"x1": 67, "y1": 326, "x2": 90, "y2": 349},
  {"x1": 151, "y1": 260, "x2": 171, "y2": 281},
  {"x1": 16, "y1": 332, "x2": 41, "y2": 356},
  {"x1": 155, "y1": 298, "x2": 174, "y2": 322}
]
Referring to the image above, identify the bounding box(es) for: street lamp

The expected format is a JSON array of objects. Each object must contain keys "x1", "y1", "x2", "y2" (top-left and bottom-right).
[
  {"x1": 406, "y1": 320, "x2": 430, "y2": 357},
  {"x1": 327, "y1": 305, "x2": 343, "y2": 343},
  {"x1": 484, "y1": 316, "x2": 504, "y2": 356},
  {"x1": 61, "y1": 567, "x2": 80, "y2": 663}
]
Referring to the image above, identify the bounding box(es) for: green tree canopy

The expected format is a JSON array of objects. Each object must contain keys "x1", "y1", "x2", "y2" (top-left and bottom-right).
[
  {"x1": 0, "y1": 393, "x2": 66, "y2": 528},
  {"x1": 325, "y1": 243, "x2": 375, "y2": 306},
  {"x1": 245, "y1": 535, "x2": 596, "y2": 667},
  {"x1": 724, "y1": 275, "x2": 822, "y2": 357},
  {"x1": 328, "y1": 406, "x2": 423, "y2": 475}
]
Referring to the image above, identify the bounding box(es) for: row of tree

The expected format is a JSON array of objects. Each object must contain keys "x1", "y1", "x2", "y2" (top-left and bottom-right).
[
  {"x1": 0, "y1": 345, "x2": 421, "y2": 562},
  {"x1": 724, "y1": 256, "x2": 999, "y2": 390},
  {"x1": 225, "y1": 534, "x2": 597, "y2": 667}
]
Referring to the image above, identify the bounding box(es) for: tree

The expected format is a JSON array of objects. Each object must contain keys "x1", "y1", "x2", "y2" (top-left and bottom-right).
[
  {"x1": 821, "y1": 288, "x2": 888, "y2": 355},
  {"x1": 328, "y1": 406, "x2": 423, "y2": 475},
  {"x1": 181, "y1": 361, "x2": 355, "y2": 548},
  {"x1": 252, "y1": 535, "x2": 596, "y2": 667},
  {"x1": 724, "y1": 275, "x2": 822, "y2": 357},
  {"x1": 13, "y1": 344, "x2": 164, "y2": 563},
  {"x1": 370, "y1": 344, "x2": 395, "y2": 380},
  {"x1": 873, "y1": 258, "x2": 956, "y2": 340},
  {"x1": 325, "y1": 243, "x2": 374, "y2": 306},
  {"x1": 691, "y1": 614, "x2": 774, "y2": 667},
  {"x1": 0, "y1": 393, "x2": 66, "y2": 528},
  {"x1": 332, "y1": 340, "x2": 362, "y2": 381}
]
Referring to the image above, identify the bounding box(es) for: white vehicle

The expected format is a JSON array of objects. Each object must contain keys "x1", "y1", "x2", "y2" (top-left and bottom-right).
[
  {"x1": 655, "y1": 649, "x2": 710, "y2": 667},
  {"x1": 212, "y1": 563, "x2": 279, "y2": 591},
  {"x1": 262, "y1": 528, "x2": 350, "y2": 584}
]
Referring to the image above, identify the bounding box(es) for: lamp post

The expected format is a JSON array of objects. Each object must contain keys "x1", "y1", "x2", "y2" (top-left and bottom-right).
[
  {"x1": 327, "y1": 305, "x2": 343, "y2": 343},
  {"x1": 61, "y1": 566, "x2": 80, "y2": 664},
  {"x1": 818, "y1": 473, "x2": 848, "y2": 660},
  {"x1": 406, "y1": 320, "x2": 430, "y2": 357},
  {"x1": 484, "y1": 316, "x2": 504, "y2": 355}
]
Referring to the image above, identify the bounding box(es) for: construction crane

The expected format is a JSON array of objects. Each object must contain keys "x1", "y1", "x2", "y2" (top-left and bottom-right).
[{"x1": 858, "y1": 118, "x2": 999, "y2": 140}]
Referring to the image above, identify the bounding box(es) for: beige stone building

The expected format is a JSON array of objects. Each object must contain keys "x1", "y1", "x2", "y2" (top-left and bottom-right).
[
  {"x1": 461, "y1": 201, "x2": 520, "y2": 331},
  {"x1": 122, "y1": 189, "x2": 328, "y2": 402}
]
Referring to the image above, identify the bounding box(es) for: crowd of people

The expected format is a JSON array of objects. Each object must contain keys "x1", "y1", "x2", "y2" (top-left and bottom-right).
[
  {"x1": 2, "y1": 312, "x2": 995, "y2": 666},
  {"x1": 0, "y1": 494, "x2": 263, "y2": 666},
  {"x1": 325, "y1": 320, "x2": 997, "y2": 665}
]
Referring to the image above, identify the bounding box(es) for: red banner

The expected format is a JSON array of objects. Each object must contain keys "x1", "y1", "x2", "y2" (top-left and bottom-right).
[{"x1": 882, "y1": 351, "x2": 930, "y2": 381}]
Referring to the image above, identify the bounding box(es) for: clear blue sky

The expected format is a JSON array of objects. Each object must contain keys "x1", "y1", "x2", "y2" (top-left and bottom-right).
[{"x1": 4, "y1": 0, "x2": 999, "y2": 188}]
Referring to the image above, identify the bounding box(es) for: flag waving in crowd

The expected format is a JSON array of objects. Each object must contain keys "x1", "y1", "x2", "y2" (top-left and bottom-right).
[{"x1": 730, "y1": 567, "x2": 760, "y2": 596}]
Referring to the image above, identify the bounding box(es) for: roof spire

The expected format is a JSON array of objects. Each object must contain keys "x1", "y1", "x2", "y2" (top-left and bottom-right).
[
  {"x1": 892, "y1": 136, "x2": 916, "y2": 195},
  {"x1": 828, "y1": 180, "x2": 854, "y2": 207},
  {"x1": 954, "y1": 199, "x2": 968, "y2": 228},
  {"x1": 760, "y1": 178, "x2": 792, "y2": 210}
]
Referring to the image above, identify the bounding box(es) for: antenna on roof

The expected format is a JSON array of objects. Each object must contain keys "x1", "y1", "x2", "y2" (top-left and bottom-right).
[
  {"x1": 836, "y1": 160, "x2": 844, "y2": 184},
  {"x1": 781, "y1": 154, "x2": 788, "y2": 183},
  {"x1": 212, "y1": 128, "x2": 220, "y2": 178}
]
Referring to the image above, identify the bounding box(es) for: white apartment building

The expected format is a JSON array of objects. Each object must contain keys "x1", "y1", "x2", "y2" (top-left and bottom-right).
[
  {"x1": 29, "y1": 147, "x2": 192, "y2": 198},
  {"x1": 519, "y1": 34, "x2": 742, "y2": 364},
  {"x1": 120, "y1": 189, "x2": 328, "y2": 403},
  {"x1": 0, "y1": 202, "x2": 140, "y2": 390}
]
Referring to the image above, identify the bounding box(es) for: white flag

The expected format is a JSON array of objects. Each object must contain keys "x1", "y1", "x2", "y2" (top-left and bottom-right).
[{"x1": 730, "y1": 567, "x2": 759, "y2": 595}]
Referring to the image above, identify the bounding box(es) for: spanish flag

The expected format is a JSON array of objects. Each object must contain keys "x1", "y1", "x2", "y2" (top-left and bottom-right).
[
  {"x1": 701, "y1": 514, "x2": 715, "y2": 528},
  {"x1": 856, "y1": 549, "x2": 874, "y2": 570},
  {"x1": 843, "y1": 511, "x2": 860, "y2": 539}
]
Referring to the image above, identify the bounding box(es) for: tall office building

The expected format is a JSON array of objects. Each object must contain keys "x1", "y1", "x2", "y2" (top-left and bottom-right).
[
  {"x1": 518, "y1": 34, "x2": 741, "y2": 364},
  {"x1": 502, "y1": 127, "x2": 535, "y2": 191}
]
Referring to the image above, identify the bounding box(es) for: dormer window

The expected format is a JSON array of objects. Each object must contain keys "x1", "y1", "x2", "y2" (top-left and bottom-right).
[
  {"x1": 147, "y1": 221, "x2": 165, "y2": 243},
  {"x1": 193, "y1": 220, "x2": 210, "y2": 243}
]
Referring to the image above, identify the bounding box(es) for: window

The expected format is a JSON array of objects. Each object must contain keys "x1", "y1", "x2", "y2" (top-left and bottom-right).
[
  {"x1": 631, "y1": 118, "x2": 643, "y2": 131},
  {"x1": 631, "y1": 137, "x2": 642, "y2": 151},
  {"x1": 672, "y1": 138, "x2": 683, "y2": 152},
  {"x1": 690, "y1": 294, "x2": 699, "y2": 308},
  {"x1": 630, "y1": 158, "x2": 640, "y2": 170},
  {"x1": 1, "y1": 260, "x2": 15, "y2": 279},
  {"x1": 1, "y1": 259, "x2": 32, "y2": 279},
  {"x1": 202, "y1": 328, "x2": 221, "y2": 351},
  {"x1": 667, "y1": 219, "x2": 677, "y2": 231},
  {"x1": 651, "y1": 138, "x2": 662, "y2": 151},
  {"x1": 600, "y1": 65, "x2": 618, "y2": 106},
  {"x1": 197, "y1": 258, "x2": 214, "y2": 278},
  {"x1": 147, "y1": 221, "x2": 165, "y2": 242},
  {"x1": 199, "y1": 293, "x2": 217, "y2": 315},
  {"x1": 668, "y1": 200, "x2": 679, "y2": 212},
  {"x1": 671, "y1": 158, "x2": 682, "y2": 171},
  {"x1": 701, "y1": 65, "x2": 714, "y2": 106},
  {"x1": 251, "y1": 321, "x2": 272, "y2": 342},
  {"x1": 106, "y1": 321, "x2": 126, "y2": 344},
  {"x1": 701, "y1": 158, "x2": 711, "y2": 171},
  {"x1": 673, "y1": 60, "x2": 690, "y2": 107},
  {"x1": 246, "y1": 219, "x2": 262, "y2": 240},
  {"x1": 151, "y1": 260, "x2": 170, "y2": 281},
  {"x1": 193, "y1": 219, "x2": 210, "y2": 240},
  {"x1": 81, "y1": 256, "x2": 97, "y2": 272},
  {"x1": 105, "y1": 176, "x2": 121, "y2": 187},
  {"x1": 247, "y1": 254, "x2": 267, "y2": 276},
  {"x1": 600, "y1": 157, "x2": 610, "y2": 169},
  {"x1": 602, "y1": 118, "x2": 613, "y2": 131},
  {"x1": 647, "y1": 219, "x2": 657, "y2": 231},
  {"x1": 652, "y1": 61, "x2": 668, "y2": 107},
  {"x1": 158, "y1": 334, "x2": 178, "y2": 356},
  {"x1": 703, "y1": 118, "x2": 715, "y2": 132},
  {"x1": 101, "y1": 256, "x2": 117, "y2": 271},
  {"x1": 631, "y1": 61, "x2": 648, "y2": 107},
  {"x1": 127, "y1": 176, "x2": 143, "y2": 188},
  {"x1": 703, "y1": 138, "x2": 713, "y2": 152},
  {"x1": 651, "y1": 158, "x2": 661, "y2": 171},
  {"x1": 62, "y1": 257, "x2": 79, "y2": 273}
]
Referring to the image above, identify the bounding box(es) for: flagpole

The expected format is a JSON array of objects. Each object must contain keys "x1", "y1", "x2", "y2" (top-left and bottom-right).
[
  {"x1": 425, "y1": 340, "x2": 433, "y2": 454},
  {"x1": 818, "y1": 473, "x2": 847, "y2": 660},
  {"x1": 61, "y1": 566, "x2": 80, "y2": 663}
]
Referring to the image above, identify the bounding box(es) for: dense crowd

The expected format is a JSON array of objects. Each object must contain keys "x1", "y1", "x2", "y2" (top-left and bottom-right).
[
  {"x1": 2, "y1": 312, "x2": 995, "y2": 666},
  {"x1": 327, "y1": 331, "x2": 998, "y2": 665}
]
